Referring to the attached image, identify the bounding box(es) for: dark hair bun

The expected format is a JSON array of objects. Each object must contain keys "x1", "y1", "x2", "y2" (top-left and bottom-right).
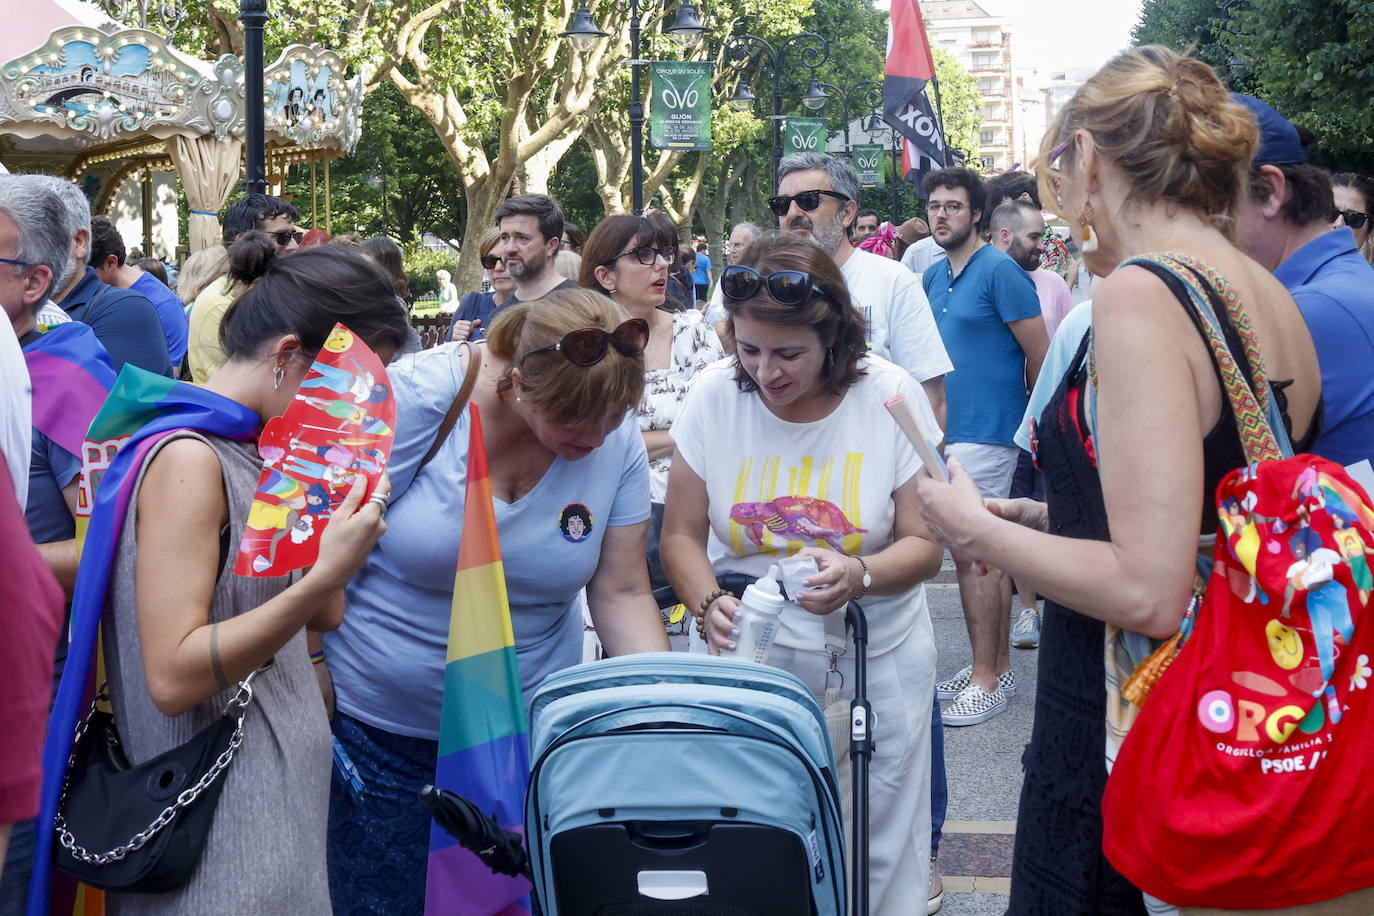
[{"x1": 227, "y1": 231, "x2": 277, "y2": 285}]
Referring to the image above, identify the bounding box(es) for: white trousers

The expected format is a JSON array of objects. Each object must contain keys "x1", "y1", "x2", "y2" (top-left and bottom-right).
[{"x1": 769, "y1": 612, "x2": 937, "y2": 916}]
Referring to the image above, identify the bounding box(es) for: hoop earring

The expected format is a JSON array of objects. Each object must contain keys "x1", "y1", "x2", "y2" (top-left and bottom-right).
[
  {"x1": 272, "y1": 364, "x2": 285, "y2": 390},
  {"x1": 1080, "y1": 202, "x2": 1100, "y2": 254}
]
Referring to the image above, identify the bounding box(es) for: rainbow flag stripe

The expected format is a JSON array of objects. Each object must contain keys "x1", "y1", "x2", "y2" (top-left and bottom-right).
[
  {"x1": 425, "y1": 403, "x2": 532, "y2": 916},
  {"x1": 28, "y1": 367, "x2": 259, "y2": 916},
  {"x1": 22, "y1": 322, "x2": 116, "y2": 456}
]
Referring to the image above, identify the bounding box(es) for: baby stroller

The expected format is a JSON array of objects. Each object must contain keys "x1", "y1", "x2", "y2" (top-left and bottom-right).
[{"x1": 422, "y1": 602, "x2": 874, "y2": 916}]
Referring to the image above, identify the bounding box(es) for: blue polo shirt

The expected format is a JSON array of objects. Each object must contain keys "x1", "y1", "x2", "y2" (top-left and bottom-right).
[
  {"x1": 60, "y1": 268, "x2": 172, "y2": 377},
  {"x1": 924, "y1": 244, "x2": 1041, "y2": 446},
  {"x1": 1275, "y1": 227, "x2": 1374, "y2": 467},
  {"x1": 131, "y1": 271, "x2": 189, "y2": 367}
]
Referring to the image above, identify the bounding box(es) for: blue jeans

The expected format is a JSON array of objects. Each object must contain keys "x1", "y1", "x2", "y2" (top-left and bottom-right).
[{"x1": 931, "y1": 685, "x2": 946, "y2": 859}]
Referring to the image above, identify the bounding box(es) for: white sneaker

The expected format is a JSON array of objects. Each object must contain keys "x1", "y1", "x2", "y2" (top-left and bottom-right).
[
  {"x1": 928, "y1": 856, "x2": 944, "y2": 914},
  {"x1": 1011, "y1": 606, "x2": 1042, "y2": 649},
  {"x1": 936, "y1": 664, "x2": 1016, "y2": 699},
  {"x1": 942, "y1": 683, "x2": 1009, "y2": 726}
]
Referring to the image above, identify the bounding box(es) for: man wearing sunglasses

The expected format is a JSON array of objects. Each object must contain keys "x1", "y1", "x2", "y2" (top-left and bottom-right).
[
  {"x1": 1235, "y1": 94, "x2": 1374, "y2": 468},
  {"x1": 19, "y1": 176, "x2": 172, "y2": 379},
  {"x1": 774, "y1": 152, "x2": 952, "y2": 430},
  {"x1": 493, "y1": 194, "x2": 578, "y2": 311},
  {"x1": 186, "y1": 192, "x2": 301, "y2": 382}
]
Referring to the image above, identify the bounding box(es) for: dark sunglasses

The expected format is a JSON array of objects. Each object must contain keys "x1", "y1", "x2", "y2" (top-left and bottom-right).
[
  {"x1": 271, "y1": 229, "x2": 304, "y2": 246},
  {"x1": 720, "y1": 265, "x2": 841, "y2": 309},
  {"x1": 518, "y1": 318, "x2": 650, "y2": 368},
  {"x1": 481, "y1": 254, "x2": 503, "y2": 269},
  {"x1": 1334, "y1": 209, "x2": 1370, "y2": 229},
  {"x1": 606, "y1": 245, "x2": 671, "y2": 268},
  {"x1": 766, "y1": 189, "x2": 850, "y2": 217}
]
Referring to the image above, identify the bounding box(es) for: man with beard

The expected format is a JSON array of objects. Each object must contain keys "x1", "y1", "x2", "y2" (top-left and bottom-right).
[
  {"x1": 494, "y1": 194, "x2": 577, "y2": 309},
  {"x1": 853, "y1": 209, "x2": 881, "y2": 245},
  {"x1": 774, "y1": 152, "x2": 951, "y2": 429},
  {"x1": 990, "y1": 200, "x2": 1075, "y2": 340},
  {"x1": 921, "y1": 167, "x2": 1046, "y2": 727}
]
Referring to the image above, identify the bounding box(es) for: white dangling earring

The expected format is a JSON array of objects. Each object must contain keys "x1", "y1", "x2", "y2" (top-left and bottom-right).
[{"x1": 273, "y1": 364, "x2": 285, "y2": 390}]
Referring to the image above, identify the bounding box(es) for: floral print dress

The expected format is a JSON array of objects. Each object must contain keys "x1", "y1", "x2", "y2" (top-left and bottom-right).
[{"x1": 637, "y1": 309, "x2": 724, "y2": 502}]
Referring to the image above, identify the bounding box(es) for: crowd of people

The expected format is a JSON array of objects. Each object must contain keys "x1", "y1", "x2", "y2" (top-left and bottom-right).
[{"x1": 3, "y1": 41, "x2": 1374, "y2": 916}]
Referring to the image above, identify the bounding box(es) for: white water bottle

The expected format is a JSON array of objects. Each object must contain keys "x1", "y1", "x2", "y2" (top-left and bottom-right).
[{"x1": 732, "y1": 565, "x2": 786, "y2": 664}]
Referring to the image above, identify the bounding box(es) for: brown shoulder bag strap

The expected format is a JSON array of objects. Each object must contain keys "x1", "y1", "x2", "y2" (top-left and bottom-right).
[{"x1": 416, "y1": 342, "x2": 482, "y2": 474}]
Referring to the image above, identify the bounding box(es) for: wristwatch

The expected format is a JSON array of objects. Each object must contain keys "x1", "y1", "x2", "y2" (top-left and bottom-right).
[{"x1": 853, "y1": 555, "x2": 871, "y2": 600}]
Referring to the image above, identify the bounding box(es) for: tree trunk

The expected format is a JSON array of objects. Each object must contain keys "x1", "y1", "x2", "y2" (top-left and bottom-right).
[
  {"x1": 519, "y1": 126, "x2": 584, "y2": 198},
  {"x1": 453, "y1": 172, "x2": 512, "y2": 295}
]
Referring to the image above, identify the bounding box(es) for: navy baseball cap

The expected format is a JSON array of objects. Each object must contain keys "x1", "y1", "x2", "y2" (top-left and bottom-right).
[{"x1": 1231, "y1": 93, "x2": 1307, "y2": 166}]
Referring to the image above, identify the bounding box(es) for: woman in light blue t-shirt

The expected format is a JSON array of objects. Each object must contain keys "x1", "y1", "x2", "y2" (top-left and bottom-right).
[{"x1": 321, "y1": 288, "x2": 669, "y2": 914}]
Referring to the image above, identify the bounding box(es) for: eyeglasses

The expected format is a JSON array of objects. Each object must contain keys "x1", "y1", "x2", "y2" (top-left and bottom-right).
[
  {"x1": 1334, "y1": 209, "x2": 1370, "y2": 229},
  {"x1": 927, "y1": 201, "x2": 966, "y2": 215},
  {"x1": 719, "y1": 265, "x2": 841, "y2": 309},
  {"x1": 518, "y1": 318, "x2": 650, "y2": 368},
  {"x1": 481, "y1": 254, "x2": 503, "y2": 270},
  {"x1": 271, "y1": 230, "x2": 303, "y2": 246},
  {"x1": 766, "y1": 189, "x2": 850, "y2": 217},
  {"x1": 606, "y1": 245, "x2": 671, "y2": 267},
  {"x1": 0, "y1": 256, "x2": 36, "y2": 268}
]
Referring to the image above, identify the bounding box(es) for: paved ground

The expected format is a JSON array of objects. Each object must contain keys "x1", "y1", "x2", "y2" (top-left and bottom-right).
[{"x1": 928, "y1": 556, "x2": 1038, "y2": 916}]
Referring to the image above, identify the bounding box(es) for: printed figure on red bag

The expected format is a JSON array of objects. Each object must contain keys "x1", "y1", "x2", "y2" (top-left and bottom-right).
[{"x1": 1202, "y1": 463, "x2": 1373, "y2": 764}]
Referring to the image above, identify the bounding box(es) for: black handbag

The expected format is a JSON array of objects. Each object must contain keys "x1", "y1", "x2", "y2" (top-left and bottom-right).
[{"x1": 52, "y1": 670, "x2": 259, "y2": 893}]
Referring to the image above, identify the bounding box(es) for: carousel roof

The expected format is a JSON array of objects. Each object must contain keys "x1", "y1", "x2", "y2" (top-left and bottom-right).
[{"x1": 0, "y1": 0, "x2": 363, "y2": 157}]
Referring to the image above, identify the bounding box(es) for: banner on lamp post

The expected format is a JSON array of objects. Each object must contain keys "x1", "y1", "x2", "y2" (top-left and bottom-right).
[
  {"x1": 783, "y1": 117, "x2": 828, "y2": 154},
  {"x1": 853, "y1": 143, "x2": 886, "y2": 188},
  {"x1": 650, "y1": 62, "x2": 713, "y2": 150}
]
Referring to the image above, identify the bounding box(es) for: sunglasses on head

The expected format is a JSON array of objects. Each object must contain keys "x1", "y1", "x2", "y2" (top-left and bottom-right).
[
  {"x1": 481, "y1": 254, "x2": 503, "y2": 270},
  {"x1": 720, "y1": 265, "x2": 841, "y2": 309},
  {"x1": 1334, "y1": 209, "x2": 1370, "y2": 229},
  {"x1": 518, "y1": 318, "x2": 650, "y2": 368},
  {"x1": 766, "y1": 189, "x2": 850, "y2": 218},
  {"x1": 605, "y1": 244, "x2": 671, "y2": 268},
  {"x1": 271, "y1": 229, "x2": 303, "y2": 246}
]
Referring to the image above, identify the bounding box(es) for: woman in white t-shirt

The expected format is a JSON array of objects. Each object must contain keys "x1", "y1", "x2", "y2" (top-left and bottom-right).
[
  {"x1": 580, "y1": 214, "x2": 723, "y2": 592},
  {"x1": 661, "y1": 231, "x2": 944, "y2": 915}
]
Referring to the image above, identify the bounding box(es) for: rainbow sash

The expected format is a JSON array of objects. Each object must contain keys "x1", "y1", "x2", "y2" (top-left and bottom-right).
[
  {"x1": 28, "y1": 367, "x2": 259, "y2": 916},
  {"x1": 425, "y1": 403, "x2": 532, "y2": 915},
  {"x1": 22, "y1": 322, "x2": 116, "y2": 458}
]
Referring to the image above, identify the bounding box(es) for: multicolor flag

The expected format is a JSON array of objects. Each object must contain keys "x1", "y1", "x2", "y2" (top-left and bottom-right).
[
  {"x1": 426, "y1": 403, "x2": 532, "y2": 915},
  {"x1": 883, "y1": 0, "x2": 947, "y2": 194},
  {"x1": 22, "y1": 322, "x2": 116, "y2": 457},
  {"x1": 28, "y1": 367, "x2": 260, "y2": 916}
]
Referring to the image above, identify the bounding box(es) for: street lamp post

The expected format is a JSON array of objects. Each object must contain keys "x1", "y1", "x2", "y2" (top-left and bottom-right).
[
  {"x1": 561, "y1": 1, "x2": 707, "y2": 214},
  {"x1": 724, "y1": 32, "x2": 830, "y2": 194},
  {"x1": 240, "y1": 0, "x2": 268, "y2": 194},
  {"x1": 812, "y1": 79, "x2": 882, "y2": 155},
  {"x1": 367, "y1": 159, "x2": 388, "y2": 236}
]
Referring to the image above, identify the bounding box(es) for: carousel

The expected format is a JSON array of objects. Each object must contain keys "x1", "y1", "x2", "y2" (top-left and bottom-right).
[{"x1": 0, "y1": 0, "x2": 364, "y2": 260}]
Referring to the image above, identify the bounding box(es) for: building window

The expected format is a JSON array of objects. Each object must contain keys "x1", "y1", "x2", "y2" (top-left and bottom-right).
[
  {"x1": 974, "y1": 29, "x2": 992, "y2": 43},
  {"x1": 973, "y1": 53, "x2": 996, "y2": 69},
  {"x1": 980, "y1": 130, "x2": 996, "y2": 144},
  {"x1": 979, "y1": 78, "x2": 997, "y2": 92},
  {"x1": 981, "y1": 157, "x2": 995, "y2": 170}
]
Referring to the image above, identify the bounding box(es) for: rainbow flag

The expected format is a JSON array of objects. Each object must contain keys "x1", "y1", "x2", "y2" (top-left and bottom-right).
[
  {"x1": 425, "y1": 403, "x2": 532, "y2": 916},
  {"x1": 28, "y1": 367, "x2": 259, "y2": 916},
  {"x1": 22, "y1": 322, "x2": 116, "y2": 457}
]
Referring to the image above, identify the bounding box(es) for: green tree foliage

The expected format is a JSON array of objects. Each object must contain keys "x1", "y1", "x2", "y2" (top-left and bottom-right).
[
  {"x1": 1131, "y1": 0, "x2": 1230, "y2": 71},
  {"x1": 1133, "y1": 0, "x2": 1374, "y2": 172},
  {"x1": 932, "y1": 47, "x2": 982, "y2": 168},
  {"x1": 1221, "y1": 0, "x2": 1374, "y2": 170}
]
